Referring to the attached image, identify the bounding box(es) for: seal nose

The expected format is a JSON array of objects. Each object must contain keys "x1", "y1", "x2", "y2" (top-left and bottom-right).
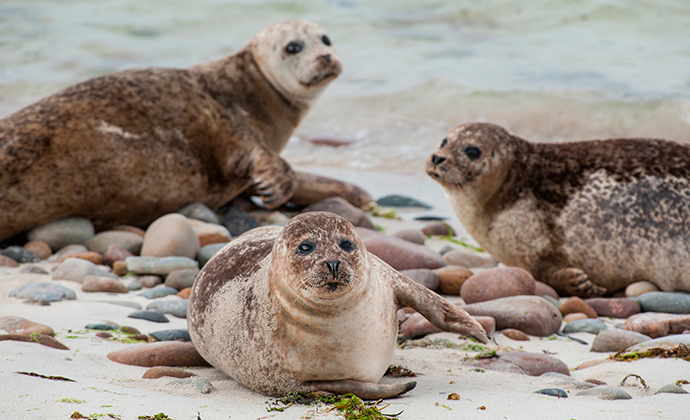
[
  {"x1": 325, "y1": 260, "x2": 340, "y2": 276},
  {"x1": 432, "y1": 154, "x2": 446, "y2": 165},
  {"x1": 320, "y1": 54, "x2": 331, "y2": 63}
]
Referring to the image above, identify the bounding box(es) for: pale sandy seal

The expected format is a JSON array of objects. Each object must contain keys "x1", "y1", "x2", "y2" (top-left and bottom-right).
[
  {"x1": 0, "y1": 20, "x2": 341, "y2": 241},
  {"x1": 426, "y1": 122, "x2": 690, "y2": 297},
  {"x1": 188, "y1": 212, "x2": 488, "y2": 399}
]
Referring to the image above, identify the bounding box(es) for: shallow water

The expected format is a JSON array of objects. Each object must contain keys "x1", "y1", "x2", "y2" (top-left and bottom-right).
[{"x1": 1, "y1": 0, "x2": 689, "y2": 175}]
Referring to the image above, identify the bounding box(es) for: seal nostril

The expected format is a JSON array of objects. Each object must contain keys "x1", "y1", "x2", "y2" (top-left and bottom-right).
[
  {"x1": 325, "y1": 260, "x2": 340, "y2": 276},
  {"x1": 320, "y1": 54, "x2": 331, "y2": 63},
  {"x1": 432, "y1": 155, "x2": 446, "y2": 165}
]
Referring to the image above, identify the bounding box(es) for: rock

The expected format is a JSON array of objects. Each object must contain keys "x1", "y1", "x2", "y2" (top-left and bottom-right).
[
  {"x1": 376, "y1": 194, "x2": 431, "y2": 209},
  {"x1": 164, "y1": 268, "x2": 200, "y2": 291},
  {"x1": 26, "y1": 217, "x2": 95, "y2": 251},
  {"x1": 149, "y1": 329, "x2": 191, "y2": 342},
  {"x1": 655, "y1": 384, "x2": 689, "y2": 395},
  {"x1": 19, "y1": 265, "x2": 49, "y2": 275},
  {"x1": 126, "y1": 256, "x2": 198, "y2": 275},
  {"x1": 147, "y1": 300, "x2": 188, "y2": 318},
  {"x1": 82, "y1": 275, "x2": 129, "y2": 293},
  {"x1": 473, "y1": 316, "x2": 496, "y2": 337},
  {"x1": 500, "y1": 329, "x2": 530, "y2": 341},
  {"x1": 625, "y1": 281, "x2": 660, "y2": 298},
  {"x1": 112, "y1": 261, "x2": 128, "y2": 276},
  {"x1": 399, "y1": 269, "x2": 439, "y2": 291},
  {"x1": 169, "y1": 376, "x2": 213, "y2": 394},
  {"x1": 143, "y1": 366, "x2": 196, "y2": 379},
  {"x1": 187, "y1": 219, "x2": 231, "y2": 247},
  {"x1": 197, "y1": 243, "x2": 228, "y2": 268},
  {"x1": 128, "y1": 310, "x2": 170, "y2": 323},
  {"x1": 95, "y1": 332, "x2": 113, "y2": 339},
  {"x1": 139, "y1": 275, "x2": 163, "y2": 288},
  {"x1": 562, "y1": 319, "x2": 607, "y2": 335},
  {"x1": 51, "y1": 258, "x2": 116, "y2": 283},
  {"x1": 534, "y1": 388, "x2": 567, "y2": 398},
  {"x1": 584, "y1": 298, "x2": 640, "y2": 318},
  {"x1": 421, "y1": 222, "x2": 455, "y2": 237},
  {"x1": 535, "y1": 281, "x2": 559, "y2": 300},
  {"x1": 462, "y1": 296, "x2": 563, "y2": 337},
  {"x1": 22, "y1": 241, "x2": 52, "y2": 260},
  {"x1": 460, "y1": 267, "x2": 536, "y2": 304},
  {"x1": 575, "y1": 359, "x2": 614, "y2": 370},
  {"x1": 559, "y1": 297, "x2": 598, "y2": 319},
  {"x1": 9, "y1": 282, "x2": 76, "y2": 302},
  {"x1": 141, "y1": 214, "x2": 200, "y2": 259},
  {"x1": 540, "y1": 372, "x2": 596, "y2": 390},
  {"x1": 442, "y1": 250, "x2": 498, "y2": 268},
  {"x1": 176, "y1": 202, "x2": 221, "y2": 225},
  {"x1": 65, "y1": 251, "x2": 104, "y2": 265},
  {"x1": 85, "y1": 323, "x2": 118, "y2": 330},
  {"x1": 439, "y1": 245, "x2": 454, "y2": 256},
  {"x1": 564, "y1": 313, "x2": 589, "y2": 322},
  {"x1": 49, "y1": 244, "x2": 89, "y2": 262},
  {"x1": 0, "y1": 254, "x2": 19, "y2": 267},
  {"x1": 107, "y1": 341, "x2": 210, "y2": 367},
  {"x1": 140, "y1": 286, "x2": 180, "y2": 299},
  {"x1": 542, "y1": 295, "x2": 561, "y2": 308},
  {"x1": 305, "y1": 136, "x2": 357, "y2": 147},
  {"x1": 250, "y1": 210, "x2": 291, "y2": 226},
  {"x1": 105, "y1": 244, "x2": 135, "y2": 266},
  {"x1": 465, "y1": 351, "x2": 569, "y2": 376},
  {"x1": 399, "y1": 313, "x2": 494, "y2": 338},
  {"x1": 584, "y1": 379, "x2": 607, "y2": 386},
  {"x1": 632, "y1": 334, "x2": 690, "y2": 348},
  {"x1": 576, "y1": 386, "x2": 632, "y2": 400},
  {"x1": 177, "y1": 288, "x2": 191, "y2": 299},
  {"x1": 392, "y1": 229, "x2": 426, "y2": 245},
  {"x1": 590, "y1": 329, "x2": 652, "y2": 352},
  {"x1": 302, "y1": 197, "x2": 375, "y2": 229},
  {"x1": 622, "y1": 313, "x2": 690, "y2": 338},
  {"x1": 224, "y1": 206, "x2": 260, "y2": 237},
  {"x1": 633, "y1": 292, "x2": 690, "y2": 314},
  {"x1": 434, "y1": 266, "x2": 473, "y2": 294},
  {"x1": 85, "y1": 231, "x2": 143, "y2": 256},
  {"x1": 0, "y1": 333, "x2": 69, "y2": 350},
  {"x1": 128, "y1": 281, "x2": 143, "y2": 291},
  {"x1": 112, "y1": 225, "x2": 146, "y2": 237},
  {"x1": 120, "y1": 326, "x2": 142, "y2": 335},
  {"x1": 291, "y1": 172, "x2": 374, "y2": 209},
  {"x1": 356, "y1": 227, "x2": 445, "y2": 270},
  {"x1": 1, "y1": 246, "x2": 40, "y2": 263},
  {"x1": 0, "y1": 316, "x2": 54, "y2": 336}
]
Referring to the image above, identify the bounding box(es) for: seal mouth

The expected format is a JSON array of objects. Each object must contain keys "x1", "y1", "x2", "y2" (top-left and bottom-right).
[{"x1": 298, "y1": 71, "x2": 339, "y2": 87}]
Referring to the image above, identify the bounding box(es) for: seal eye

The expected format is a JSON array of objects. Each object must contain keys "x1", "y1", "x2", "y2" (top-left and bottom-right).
[
  {"x1": 440, "y1": 138, "x2": 448, "y2": 149},
  {"x1": 322, "y1": 35, "x2": 331, "y2": 46},
  {"x1": 464, "y1": 146, "x2": 482, "y2": 161},
  {"x1": 339, "y1": 239, "x2": 355, "y2": 252},
  {"x1": 285, "y1": 42, "x2": 302, "y2": 55},
  {"x1": 297, "y1": 241, "x2": 315, "y2": 255}
]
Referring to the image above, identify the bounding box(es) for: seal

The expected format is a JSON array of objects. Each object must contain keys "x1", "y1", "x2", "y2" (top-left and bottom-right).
[
  {"x1": 426, "y1": 122, "x2": 690, "y2": 297},
  {"x1": 0, "y1": 20, "x2": 341, "y2": 241},
  {"x1": 188, "y1": 211, "x2": 488, "y2": 399}
]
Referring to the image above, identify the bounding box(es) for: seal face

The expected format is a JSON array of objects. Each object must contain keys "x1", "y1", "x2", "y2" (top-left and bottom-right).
[
  {"x1": 426, "y1": 122, "x2": 690, "y2": 297},
  {"x1": 0, "y1": 20, "x2": 342, "y2": 241},
  {"x1": 188, "y1": 212, "x2": 487, "y2": 399}
]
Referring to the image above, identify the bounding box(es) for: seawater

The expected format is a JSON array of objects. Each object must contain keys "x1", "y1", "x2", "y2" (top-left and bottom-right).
[{"x1": 1, "y1": 0, "x2": 689, "y2": 176}]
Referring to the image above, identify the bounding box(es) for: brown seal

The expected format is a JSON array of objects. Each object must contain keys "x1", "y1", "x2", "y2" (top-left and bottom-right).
[
  {"x1": 0, "y1": 20, "x2": 341, "y2": 241},
  {"x1": 426, "y1": 122, "x2": 690, "y2": 297},
  {"x1": 188, "y1": 212, "x2": 488, "y2": 399}
]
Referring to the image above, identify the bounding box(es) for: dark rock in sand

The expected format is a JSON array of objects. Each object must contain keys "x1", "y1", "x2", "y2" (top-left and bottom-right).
[
  {"x1": 139, "y1": 285, "x2": 179, "y2": 299},
  {"x1": 149, "y1": 329, "x2": 191, "y2": 342},
  {"x1": 392, "y1": 229, "x2": 426, "y2": 245},
  {"x1": 128, "y1": 281, "x2": 143, "y2": 291},
  {"x1": 0, "y1": 316, "x2": 54, "y2": 336},
  {"x1": 590, "y1": 329, "x2": 651, "y2": 353},
  {"x1": 376, "y1": 195, "x2": 432, "y2": 209},
  {"x1": 224, "y1": 206, "x2": 260, "y2": 237},
  {"x1": 0, "y1": 333, "x2": 69, "y2": 350},
  {"x1": 461, "y1": 267, "x2": 536, "y2": 304},
  {"x1": 562, "y1": 319, "x2": 607, "y2": 335},
  {"x1": 462, "y1": 296, "x2": 563, "y2": 337},
  {"x1": 197, "y1": 243, "x2": 227, "y2": 268},
  {"x1": 1, "y1": 246, "x2": 41, "y2": 263},
  {"x1": 19, "y1": 265, "x2": 49, "y2": 275},
  {"x1": 500, "y1": 329, "x2": 530, "y2": 341},
  {"x1": 399, "y1": 269, "x2": 439, "y2": 291},
  {"x1": 9, "y1": 282, "x2": 76, "y2": 302},
  {"x1": 442, "y1": 250, "x2": 498, "y2": 268},
  {"x1": 128, "y1": 310, "x2": 170, "y2": 323},
  {"x1": 434, "y1": 265, "x2": 473, "y2": 295},
  {"x1": 633, "y1": 292, "x2": 690, "y2": 314},
  {"x1": 302, "y1": 197, "x2": 375, "y2": 229},
  {"x1": 584, "y1": 298, "x2": 640, "y2": 318},
  {"x1": 655, "y1": 384, "x2": 689, "y2": 395},
  {"x1": 107, "y1": 341, "x2": 210, "y2": 367},
  {"x1": 576, "y1": 386, "x2": 632, "y2": 400},
  {"x1": 622, "y1": 313, "x2": 690, "y2": 338},
  {"x1": 147, "y1": 300, "x2": 188, "y2": 318},
  {"x1": 165, "y1": 268, "x2": 200, "y2": 291},
  {"x1": 559, "y1": 297, "x2": 598, "y2": 319},
  {"x1": 26, "y1": 217, "x2": 95, "y2": 251},
  {"x1": 465, "y1": 351, "x2": 569, "y2": 376},
  {"x1": 176, "y1": 202, "x2": 221, "y2": 225},
  {"x1": 85, "y1": 323, "x2": 118, "y2": 331},
  {"x1": 421, "y1": 222, "x2": 455, "y2": 237},
  {"x1": 534, "y1": 388, "x2": 568, "y2": 398},
  {"x1": 143, "y1": 366, "x2": 196, "y2": 379},
  {"x1": 356, "y1": 227, "x2": 445, "y2": 271}
]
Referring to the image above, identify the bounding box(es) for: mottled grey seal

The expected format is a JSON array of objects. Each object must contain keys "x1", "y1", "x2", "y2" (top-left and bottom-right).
[
  {"x1": 188, "y1": 212, "x2": 488, "y2": 399},
  {"x1": 0, "y1": 20, "x2": 341, "y2": 241},
  {"x1": 426, "y1": 122, "x2": 690, "y2": 297}
]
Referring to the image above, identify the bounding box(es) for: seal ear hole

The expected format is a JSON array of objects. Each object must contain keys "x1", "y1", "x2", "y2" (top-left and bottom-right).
[
  {"x1": 297, "y1": 240, "x2": 315, "y2": 255},
  {"x1": 440, "y1": 138, "x2": 448, "y2": 149},
  {"x1": 339, "y1": 239, "x2": 356, "y2": 252},
  {"x1": 285, "y1": 41, "x2": 303, "y2": 55},
  {"x1": 322, "y1": 35, "x2": 331, "y2": 46},
  {"x1": 464, "y1": 146, "x2": 482, "y2": 161},
  {"x1": 491, "y1": 151, "x2": 495, "y2": 158}
]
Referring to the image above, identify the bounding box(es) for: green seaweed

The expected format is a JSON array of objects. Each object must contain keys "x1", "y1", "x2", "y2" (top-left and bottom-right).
[
  {"x1": 138, "y1": 414, "x2": 171, "y2": 420},
  {"x1": 435, "y1": 235, "x2": 484, "y2": 252},
  {"x1": 368, "y1": 206, "x2": 399, "y2": 220},
  {"x1": 58, "y1": 397, "x2": 85, "y2": 404},
  {"x1": 267, "y1": 392, "x2": 403, "y2": 419}
]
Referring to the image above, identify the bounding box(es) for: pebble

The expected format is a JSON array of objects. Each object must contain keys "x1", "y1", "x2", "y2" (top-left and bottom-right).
[
  {"x1": 0, "y1": 254, "x2": 19, "y2": 267},
  {"x1": 176, "y1": 202, "x2": 221, "y2": 225},
  {"x1": 0, "y1": 316, "x2": 54, "y2": 336},
  {"x1": 112, "y1": 225, "x2": 146, "y2": 237},
  {"x1": 439, "y1": 245, "x2": 454, "y2": 256},
  {"x1": 392, "y1": 229, "x2": 426, "y2": 245},
  {"x1": 147, "y1": 300, "x2": 188, "y2": 318},
  {"x1": 442, "y1": 250, "x2": 498, "y2": 268},
  {"x1": 120, "y1": 326, "x2": 142, "y2": 335},
  {"x1": 197, "y1": 243, "x2": 228, "y2": 268},
  {"x1": 177, "y1": 288, "x2": 191, "y2": 299},
  {"x1": 250, "y1": 210, "x2": 290, "y2": 226},
  {"x1": 141, "y1": 214, "x2": 200, "y2": 259},
  {"x1": 562, "y1": 319, "x2": 607, "y2": 335},
  {"x1": 85, "y1": 231, "x2": 143, "y2": 255},
  {"x1": 399, "y1": 313, "x2": 440, "y2": 338},
  {"x1": 104, "y1": 244, "x2": 134, "y2": 266},
  {"x1": 143, "y1": 366, "x2": 196, "y2": 379},
  {"x1": 465, "y1": 351, "x2": 569, "y2": 376},
  {"x1": 633, "y1": 292, "x2": 690, "y2": 314},
  {"x1": 49, "y1": 244, "x2": 89, "y2": 262},
  {"x1": 302, "y1": 197, "x2": 375, "y2": 229},
  {"x1": 169, "y1": 376, "x2": 212, "y2": 394},
  {"x1": 584, "y1": 379, "x2": 607, "y2": 386},
  {"x1": 1, "y1": 246, "x2": 41, "y2": 263},
  {"x1": 622, "y1": 313, "x2": 690, "y2": 338},
  {"x1": 128, "y1": 281, "x2": 143, "y2": 291},
  {"x1": 534, "y1": 388, "x2": 568, "y2": 398},
  {"x1": 500, "y1": 329, "x2": 530, "y2": 341},
  {"x1": 625, "y1": 281, "x2": 660, "y2": 298},
  {"x1": 126, "y1": 256, "x2": 199, "y2": 275},
  {"x1": 584, "y1": 298, "x2": 640, "y2": 318},
  {"x1": 630, "y1": 334, "x2": 690, "y2": 349},
  {"x1": 460, "y1": 267, "x2": 536, "y2": 304},
  {"x1": 85, "y1": 323, "x2": 118, "y2": 331},
  {"x1": 22, "y1": 241, "x2": 52, "y2": 260},
  {"x1": 462, "y1": 296, "x2": 563, "y2": 337},
  {"x1": 654, "y1": 384, "x2": 689, "y2": 395},
  {"x1": 188, "y1": 219, "x2": 231, "y2": 247},
  {"x1": 128, "y1": 310, "x2": 170, "y2": 323},
  {"x1": 399, "y1": 269, "x2": 439, "y2": 291},
  {"x1": 421, "y1": 222, "x2": 455, "y2": 237},
  {"x1": 473, "y1": 316, "x2": 496, "y2": 337},
  {"x1": 376, "y1": 194, "x2": 432, "y2": 209},
  {"x1": 433, "y1": 266, "x2": 473, "y2": 295},
  {"x1": 575, "y1": 359, "x2": 614, "y2": 370},
  {"x1": 107, "y1": 341, "x2": 210, "y2": 367},
  {"x1": 95, "y1": 332, "x2": 112, "y2": 339},
  {"x1": 140, "y1": 286, "x2": 180, "y2": 299},
  {"x1": 563, "y1": 313, "x2": 589, "y2": 322},
  {"x1": 540, "y1": 372, "x2": 596, "y2": 389},
  {"x1": 224, "y1": 206, "x2": 260, "y2": 237},
  {"x1": 0, "y1": 333, "x2": 69, "y2": 350},
  {"x1": 26, "y1": 217, "x2": 95, "y2": 251},
  {"x1": 356, "y1": 227, "x2": 445, "y2": 270},
  {"x1": 535, "y1": 281, "x2": 559, "y2": 300},
  {"x1": 9, "y1": 282, "x2": 77, "y2": 302},
  {"x1": 66, "y1": 251, "x2": 105, "y2": 265},
  {"x1": 51, "y1": 258, "x2": 116, "y2": 283},
  {"x1": 149, "y1": 329, "x2": 191, "y2": 342},
  {"x1": 112, "y1": 261, "x2": 129, "y2": 276},
  {"x1": 19, "y1": 265, "x2": 49, "y2": 275},
  {"x1": 82, "y1": 275, "x2": 129, "y2": 293},
  {"x1": 139, "y1": 275, "x2": 164, "y2": 288},
  {"x1": 559, "y1": 297, "x2": 598, "y2": 319},
  {"x1": 576, "y1": 386, "x2": 632, "y2": 400},
  {"x1": 164, "y1": 268, "x2": 200, "y2": 291}
]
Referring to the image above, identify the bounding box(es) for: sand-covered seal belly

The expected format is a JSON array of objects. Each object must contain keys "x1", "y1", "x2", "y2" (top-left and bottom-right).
[
  {"x1": 0, "y1": 20, "x2": 341, "y2": 240},
  {"x1": 426, "y1": 122, "x2": 690, "y2": 297},
  {"x1": 188, "y1": 212, "x2": 488, "y2": 399}
]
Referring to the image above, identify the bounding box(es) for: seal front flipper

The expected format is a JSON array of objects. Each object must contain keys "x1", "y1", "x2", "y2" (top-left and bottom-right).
[
  {"x1": 304, "y1": 379, "x2": 416, "y2": 400},
  {"x1": 544, "y1": 266, "x2": 606, "y2": 298},
  {"x1": 240, "y1": 144, "x2": 297, "y2": 209}
]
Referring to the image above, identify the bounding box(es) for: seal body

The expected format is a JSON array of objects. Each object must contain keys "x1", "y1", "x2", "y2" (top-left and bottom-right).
[
  {"x1": 188, "y1": 212, "x2": 487, "y2": 398},
  {"x1": 0, "y1": 20, "x2": 341, "y2": 240},
  {"x1": 426, "y1": 122, "x2": 690, "y2": 297}
]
